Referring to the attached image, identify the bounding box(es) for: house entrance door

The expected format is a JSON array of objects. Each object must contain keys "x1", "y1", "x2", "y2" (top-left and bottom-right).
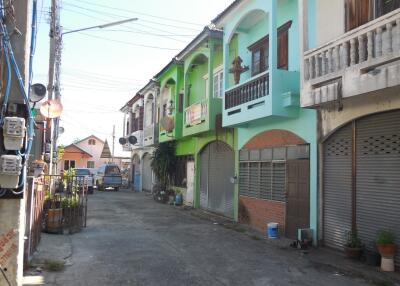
[{"x1": 285, "y1": 159, "x2": 310, "y2": 239}]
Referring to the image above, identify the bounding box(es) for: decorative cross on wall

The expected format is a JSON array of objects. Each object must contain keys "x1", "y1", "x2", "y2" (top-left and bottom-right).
[{"x1": 229, "y1": 56, "x2": 249, "y2": 85}]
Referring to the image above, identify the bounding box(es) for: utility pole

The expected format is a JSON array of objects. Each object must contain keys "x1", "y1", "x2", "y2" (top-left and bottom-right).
[
  {"x1": 44, "y1": 0, "x2": 59, "y2": 174},
  {"x1": 46, "y1": 0, "x2": 60, "y2": 174},
  {"x1": 47, "y1": 0, "x2": 56, "y2": 100},
  {"x1": 112, "y1": 125, "x2": 115, "y2": 163}
]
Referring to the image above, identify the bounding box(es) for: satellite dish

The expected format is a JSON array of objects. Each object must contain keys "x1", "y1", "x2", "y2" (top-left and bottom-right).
[
  {"x1": 40, "y1": 99, "x2": 63, "y2": 119},
  {"x1": 119, "y1": 137, "x2": 127, "y2": 145},
  {"x1": 160, "y1": 116, "x2": 175, "y2": 132},
  {"x1": 30, "y1": 83, "x2": 47, "y2": 103},
  {"x1": 58, "y1": 126, "x2": 65, "y2": 134},
  {"x1": 128, "y1": 135, "x2": 137, "y2": 145}
]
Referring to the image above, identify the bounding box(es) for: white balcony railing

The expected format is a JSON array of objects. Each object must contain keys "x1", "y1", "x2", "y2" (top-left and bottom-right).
[
  {"x1": 304, "y1": 9, "x2": 400, "y2": 82},
  {"x1": 184, "y1": 99, "x2": 208, "y2": 127},
  {"x1": 303, "y1": 9, "x2": 400, "y2": 107},
  {"x1": 143, "y1": 123, "x2": 155, "y2": 146}
]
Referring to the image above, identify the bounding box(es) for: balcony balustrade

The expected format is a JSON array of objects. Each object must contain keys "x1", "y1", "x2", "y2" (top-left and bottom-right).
[
  {"x1": 303, "y1": 9, "x2": 400, "y2": 107},
  {"x1": 143, "y1": 123, "x2": 159, "y2": 146},
  {"x1": 184, "y1": 99, "x2": 208, "y2": 127},
  {"x1": 225, "y1": 71, "x2": 269, "y2": 110}
]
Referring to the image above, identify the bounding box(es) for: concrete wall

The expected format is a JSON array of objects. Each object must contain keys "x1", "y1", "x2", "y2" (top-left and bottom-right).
[
  {"x1": 320, "y1": 91, "x2": 400, "y2": 139},
  {"x1": 0, "y1": 1, "x2": 32, "y2": 285},
  {"x1": 315, "y1": 0, "x2": 344, "y2": 47},
  {"x1": 239, "y1": 196, "x2": 285, "y2": 235}
]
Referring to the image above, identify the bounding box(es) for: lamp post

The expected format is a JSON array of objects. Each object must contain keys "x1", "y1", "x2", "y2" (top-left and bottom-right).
[
  {"x1": 54, "y1": 17, "x2": 139, "y2": 100},
  {"x1": 47, "y1": 16, "x2": 138, "y2": 174}
]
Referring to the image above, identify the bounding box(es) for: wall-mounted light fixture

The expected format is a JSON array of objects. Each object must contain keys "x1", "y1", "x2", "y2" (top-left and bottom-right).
[{"x1": 167, "y1": 100, "x2": 174, "y2": 116}]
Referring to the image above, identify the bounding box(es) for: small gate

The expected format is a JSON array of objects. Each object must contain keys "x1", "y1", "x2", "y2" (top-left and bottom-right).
[
  {"x1": 43, "y1": 175, "x2": 88, "y2": 234},
  {"x1": 24, "y1": 178, "x2": 45, "y2": 265}
]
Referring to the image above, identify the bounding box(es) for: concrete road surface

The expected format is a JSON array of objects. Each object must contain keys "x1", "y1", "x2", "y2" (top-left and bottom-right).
[{"x1": 26, "y1": 190, "x2": 374, "y2": 286}]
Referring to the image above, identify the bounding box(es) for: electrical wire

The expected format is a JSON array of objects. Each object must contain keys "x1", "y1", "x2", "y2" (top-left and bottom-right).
[
  {"x1": 0, "y1": 35, "x2": 12, "y2": 126},
  {"x1": 62, "y1": 2, "x2": 201, "y2": 31},
  {"x1": 74, "y1": 32, "x2": 182, "y2": 51},
  {"x1": 60, "y1": 7, "x2": 191, "y2": 43},
  {"x1": 0, "y1": 0, "x2": 38, "y2": 193},
  {"x1": 80, "y1": 28, "x2": 196, "y2": 37},
  {"x1": 0, "y1": 264, "x2": 11, "y2": 286},
  {"x1": 62, "y1": 0, "x2": 204, "y2": 27}
]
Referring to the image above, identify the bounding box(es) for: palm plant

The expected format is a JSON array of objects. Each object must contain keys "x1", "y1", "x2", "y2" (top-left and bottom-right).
[{"x1": 151, "y1": 142, "x2": 177, "y2": 192}]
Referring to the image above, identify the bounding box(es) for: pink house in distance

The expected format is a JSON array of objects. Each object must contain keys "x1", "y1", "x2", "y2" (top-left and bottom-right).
[{"x1": 58, "y1": 135, "x2": 129, "y2": 173}]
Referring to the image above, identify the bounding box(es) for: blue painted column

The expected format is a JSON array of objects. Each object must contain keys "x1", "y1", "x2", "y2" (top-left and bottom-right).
[{"x1": 268, "y1": 0, "x2": 277, "y2": 99}]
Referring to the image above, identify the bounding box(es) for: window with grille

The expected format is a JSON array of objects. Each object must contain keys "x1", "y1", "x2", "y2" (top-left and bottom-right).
[
  {"x1": 213, "y1": 69, "x2": 223, "y2": 98},
  {"x1": 87, "y1": 161, "x2": 95, "y2": 168},
  {"x1": 64, "y1": 160, "x2": 76, "y2": 171},
  {"x1": 238, "y1": 144, "x2": 309, "y2": 202},
  {"x1": 239, "y1": 161, "x2": 286, "y2": 202}
]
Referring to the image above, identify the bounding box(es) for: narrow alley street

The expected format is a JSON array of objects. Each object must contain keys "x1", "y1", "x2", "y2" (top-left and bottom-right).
[{"x1": 26, "y1": 190, "x2": 374, "y2": 286}]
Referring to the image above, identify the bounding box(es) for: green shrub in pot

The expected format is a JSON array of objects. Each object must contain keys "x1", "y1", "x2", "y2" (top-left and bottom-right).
[{"x1": 376, "y1": 230, "x2": 396, "y2": 258}]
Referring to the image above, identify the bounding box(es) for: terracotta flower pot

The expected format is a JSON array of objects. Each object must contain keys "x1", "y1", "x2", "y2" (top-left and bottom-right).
[
  {"x1": 377, "y1": 244, "x2": 397, "y2": 258},
  {"x1": 344, "y1": 246, "x2": 362, "y2": 259}
]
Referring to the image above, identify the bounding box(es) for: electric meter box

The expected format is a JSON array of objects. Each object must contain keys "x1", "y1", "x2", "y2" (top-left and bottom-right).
[
  {"x1": 3, "y1": 117, "x2": 26, "y2": 150},
  {"x1": 0, "y1": 155, "x2": 22, "y2": 189}
]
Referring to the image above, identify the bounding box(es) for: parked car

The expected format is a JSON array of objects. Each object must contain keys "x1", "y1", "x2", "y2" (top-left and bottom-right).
[
  {"x1": 94, "y1": 164, "x2": 122, "y2": 191},
  {"x1": 75, "y1": 168, "x2": 94, "y2": 194}
]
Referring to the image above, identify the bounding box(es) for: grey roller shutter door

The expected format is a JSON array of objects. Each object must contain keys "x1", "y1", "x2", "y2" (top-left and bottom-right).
[
  {"x1": 323, "y1": 124, "x2": 352, "y2": 249},
  {"x1": 142, "y1": 154, "x2": 152, "y2": 192},
  {"x1": 200, "y1": 146, "x2": 209, "y2": 209},
  {"x1": 208, "y1": 142, "x2": 235, "y2": 218},
  {"x1": 356, "y1": 110, "x2": 400, "y2": 266},
  {"x1": 200, "y1": 142, "x2": 235, "y2": 218}
]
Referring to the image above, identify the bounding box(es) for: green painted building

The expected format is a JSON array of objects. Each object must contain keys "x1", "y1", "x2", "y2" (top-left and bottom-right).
[{"x1": 153, "y1": 27, "x2": 237, "y2": 218}]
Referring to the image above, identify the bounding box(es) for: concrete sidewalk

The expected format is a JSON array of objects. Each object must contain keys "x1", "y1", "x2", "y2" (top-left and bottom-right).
[{"x1": 188, "y1": 207, "x2": 400, "y2": 286}]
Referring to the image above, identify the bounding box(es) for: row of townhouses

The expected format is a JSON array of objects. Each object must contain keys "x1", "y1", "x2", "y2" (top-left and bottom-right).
[{"x1": 119, "y1": 0, "x2": 400, "y2": 265}]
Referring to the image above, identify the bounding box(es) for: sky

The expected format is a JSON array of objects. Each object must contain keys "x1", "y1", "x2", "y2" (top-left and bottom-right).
[{"x1": 33, "y1": 0, "x2": 233, "y2": 156}]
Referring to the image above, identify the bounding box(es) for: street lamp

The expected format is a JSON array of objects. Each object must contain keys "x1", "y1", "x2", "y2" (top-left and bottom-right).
[
  {"x1": 55, "y1": 17, "x2": 139, "y2": 98},
  {"x1": 61, "y1": 17, "x2": 138, "y2": 36},
  {"x1": 46, "y1": 17, "x2": 138, "y2": 173}
]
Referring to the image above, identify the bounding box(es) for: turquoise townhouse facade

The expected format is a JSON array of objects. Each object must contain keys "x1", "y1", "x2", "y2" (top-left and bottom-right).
[{"x1": 212, "y1": 0, "x2": 318, "y2": 241}]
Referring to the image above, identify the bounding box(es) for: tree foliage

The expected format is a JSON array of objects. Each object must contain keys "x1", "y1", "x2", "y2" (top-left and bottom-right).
[
  {"x1": 57, "y1": 145, "x2": 65, "y2": 161},
  {"x1": 150, "y1": 142, "x2": 177, "y2": 191}
]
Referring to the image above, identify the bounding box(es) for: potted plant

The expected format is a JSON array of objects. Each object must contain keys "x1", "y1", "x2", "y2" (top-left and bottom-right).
[
  {"x1": 376, "y1": 230, "x2": 396, "y2": 258},
  {"x1": 344, "y1": 230, "x2": 362, "y2": 259}
]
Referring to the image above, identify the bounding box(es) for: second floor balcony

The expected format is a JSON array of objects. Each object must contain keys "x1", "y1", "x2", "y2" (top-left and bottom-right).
[
  {"x1": 302, "y1": 9, "x2": 400, "y2": 108},
  {"x1": 143, "y1": 123, "x2": 159, "y2": 146},
  {"x1": 182, "y1": 98, "x2": 209, "y2": 136},
  {"x1": 223, "y1": 70, "x2": 299, "y2": 127}
]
